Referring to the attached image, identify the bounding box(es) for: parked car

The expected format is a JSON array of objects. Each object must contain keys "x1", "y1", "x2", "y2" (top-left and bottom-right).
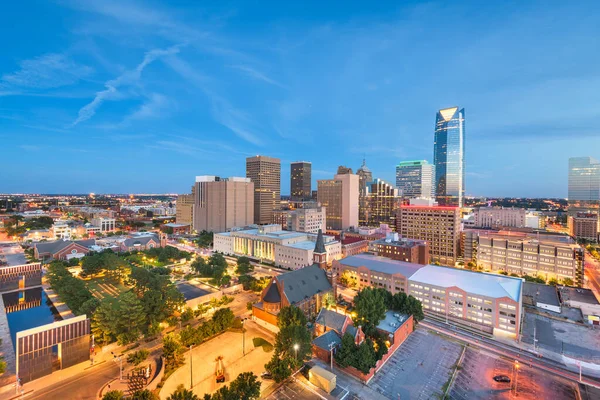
[
  {"x1": 260, "y1": 372, "x2": 273, "y2": 380},
  {"x1": 493, "y1": 375, "x2": 511, "y2": 383}
]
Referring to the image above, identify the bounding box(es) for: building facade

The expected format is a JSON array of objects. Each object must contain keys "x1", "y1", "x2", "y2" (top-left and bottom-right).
[
  {"x1": 176, "y1": 193, "x2": 194, "y2": 227},
  {"x1": 214, "y1": 225, "x2": 342, "y2": 270},
  {"x1": 333, "y1": 254, "x2": 523, "y2": 337},
  {"x1": 287, "y1": 206, "x2": 327, "y2": 234},
  {"x1": 462, "y1": 230, "x2": 585, "y2": 286},
  {"x1": 371, "y1": 233, "x2": 429, "y2": 264},
  {"x1": 318, "y1": 173, "x2": 359, "y2": 230},
  {"x1": 247, "y1": 155, "x2": 281, "y2": 225},
  {"x1": 360, "y1": 179, "x2": 400, "y2": 228},
  {"x1": 569, "y1": 213, "x2": 599, "y2": 242},
  {"x1": 291, "y1": 161, "x2": 312, "y2": 200},
  {"x1": 395, "y1": 160, "x2": 435, "y2": 199},
  {"x1": 192, "y1": 176, "x2": 254, "y2": 232},
  {"x1": 433, "y1": 107, "x2": 466, "y2": 207},
  {"x1": 395, "y1": 204, "x2": 461, "y2": 266},
  {"x1": 91, "y1": 217, "x2": 116, "y2": 232},
  {"x1": 473, "y1": 207, "x2": 527, "y2": 228},
  {"x1": 568, "y1": 156, "x2": 600, "y2": 217}
]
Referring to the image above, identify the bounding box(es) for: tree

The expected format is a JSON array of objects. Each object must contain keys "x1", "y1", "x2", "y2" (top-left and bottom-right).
[
  {"x1": 562, "y1": 278, "x2": 574, "y2": 286},
  {"x1": 79, "y1": 297, "x2": 101, "y2": 317},
  {"x1": 340, "y1": 270, "x2": 358, "y2": 288},
  {"x1": 191, "y1": 257, "x2": 211, "y2": 276},
  {"x1": 131, "y1": 389, "x2": 159, "y2": 400},
  {"x1": 354, "y1": 339, "x2": 377, "y2": 374},
  {"x1": 334, "y1": 333, "x2": 357, "y2": 368},
  {"x1": 264, "y1": 354, "x2": 294, "y2": 383},
  {"x1": 353, "y1": 287, "x2": 387, "y2": 334},
  {"x1": 235, "y1": 257, "x2": 254, "y2": 275},
  {"x1": 92, "y1": 299, "x2": 117, "y2": 344},
  {"x1": 102, "y1": 391, "x2": 125, "y2": 400},
  {"x1": 167, "y1": 384, "x2": 199, "y2": 400},
  {"x1": 115, "y1": 291, "x2": 146, "y2": 344},
  {"x1": 163, "y1": 334, "x2": 184, "y2": 370},
  {"x1": 212, "y1": 308, "x2": 235, "y2": 331},
  {"x1": 127, "y1": 349, "x2": 150, "y2": 366},
  {"x1": 228, "y1": 372, "x2": 261, "y2": 400},
  {"x1": 81, "y1": 254, "x2": 104, "y2": 276},
  {"x1": 548, "y1": 277, "x2": 559, "y2": 286}
]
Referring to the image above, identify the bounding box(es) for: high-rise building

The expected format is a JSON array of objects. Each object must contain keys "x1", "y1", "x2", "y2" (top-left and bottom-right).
[
  {"x1": 357, "y1": 159, "x2": 373, "y2": 224},
  {"x1": 395, "y1": 160, "x2": 435, "y2": 199},
  {"x1": 176, "y1": 194, "x2": 194, "y2": 226},
  {"x1": 246, "y1": 155, "x2": 281, "y2": 225},
  {"x1": 568, "y1": 157, "x2": 600, "y2": 217},
  {"x1": 434, "y1": 107, "x2": 466, "y2": 207},
  {"x1": 361, "y1": 178, "x2": 400, "y2": 227},
  {"x1": 192, "y1": 176, "x2": 254, "y2": 232},
  {"x1": 290, "y1": 161, "x2": 312, "y2": 200},
  {"x1": 317, "y1": 173, "x2": 359, "y2": 230},
  {"x1": 395, "y1": 202, "x2": 461, "y2": 266},
  {"x1": 337, "y1": 166, "x2": 353, "y2": 175}
]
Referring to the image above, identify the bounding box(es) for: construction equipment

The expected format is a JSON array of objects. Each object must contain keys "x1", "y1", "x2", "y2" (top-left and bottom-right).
[{"x1": 215, "y1": 356, "x2": 225, "y2": 383}]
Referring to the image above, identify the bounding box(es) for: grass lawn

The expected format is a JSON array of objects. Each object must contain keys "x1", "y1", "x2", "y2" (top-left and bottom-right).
[
  {"x1": 252, "y1": 337, "x2": 273, "y2": 352},
  {"x1": 84, "y1": 274, "x2": 129, "y2": 299}
]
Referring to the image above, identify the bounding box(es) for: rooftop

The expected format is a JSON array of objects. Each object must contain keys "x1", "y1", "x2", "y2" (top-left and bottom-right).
[
  {"x1": 372, "y1": 238, "x2": 426, "y2": 248},
  {"x1": 523, "y1": 282, "x2": 560, "y2": 307},
  {"x1": 277, "y1": 264, "x2": 332, "y2": 304},
  {"x1": 409, "y1": 265, "x2": 523, "y2": 302},
  {"x1": 377, "y1": 311, "x2": 410, "y2": 334},
  {"x1": 312, "y1": 329, "x2": 342, "y2": 351},
  {"x1": 164, "y1": 223, "x2": 189, "y2": 228},
  {"x1": 339, "y1": 254, "x2": 425, "y2": 277},
  {"x1": 560, "y1": 287, "x2": 600, "y2": 306}
]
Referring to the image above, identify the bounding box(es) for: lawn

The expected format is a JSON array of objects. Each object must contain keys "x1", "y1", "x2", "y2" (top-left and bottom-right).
[
  {"x1": 84, "y1": 274, "x2": 129, "y2": 299},
  {"x1": 252, "y1": 337, "x2": 273, "y2": 352}
]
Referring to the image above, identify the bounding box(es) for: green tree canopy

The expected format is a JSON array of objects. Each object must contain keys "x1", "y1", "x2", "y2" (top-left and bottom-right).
[
  {"x1": 167, "y1": 384, "x2": 199, "y2": 400},
  {"x1": 353, "y1": 287, "x2": 387, "y2": 334}
]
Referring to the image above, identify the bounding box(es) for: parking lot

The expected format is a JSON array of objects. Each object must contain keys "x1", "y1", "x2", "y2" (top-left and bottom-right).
[
  {"x1": 369, "y1": 328, "x2": 463, "y2": 399},
  {"x1": 449, "y1": 348, "x2": 578, "y2": 400},
  {"x1": 264, "y1": 379, "x2": 322, "y2": 400},
  {"x1": 521, "y1": 311, "x2": 600, "y2": 363}
]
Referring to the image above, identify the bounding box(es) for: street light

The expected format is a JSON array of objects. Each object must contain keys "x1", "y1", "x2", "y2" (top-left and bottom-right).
[
  {"x1": 293, "y1": 343, "x2": 299, "y2": 360},
  {"x1": 513, "y1": 360, "x2": 520, "y2": 397},
  {"x1": 241, "y1": 318, "x2": 248, "y2": 356},
  {"x1": 111, "y1": 352, "x2": 123, "y2": 381},
  {"x1": 189, "y1": 345, "x2": 193, "y2": 389}
]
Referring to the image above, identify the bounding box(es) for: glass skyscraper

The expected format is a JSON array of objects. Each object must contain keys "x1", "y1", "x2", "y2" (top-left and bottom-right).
[
  {"x1": 568, "y1": 156, "x2": 600, "y2": 216},
  {"x1": 396, "y1": 160, "x2": 435, "y2": 199},
  {"x1": 433, "y1": 107, "x2": 465, "y2": 207}
]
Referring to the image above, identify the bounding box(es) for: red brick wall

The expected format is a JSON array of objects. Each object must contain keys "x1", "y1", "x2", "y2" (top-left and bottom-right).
[{"x1": 252, "y1": 305, "x2": 278, "y2": 327}]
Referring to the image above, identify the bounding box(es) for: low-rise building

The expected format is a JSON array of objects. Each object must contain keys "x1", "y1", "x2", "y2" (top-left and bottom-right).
[
  {"x1": 370, "y1": 233, "x2": 429, "y2": 264},
  {"x1": 252, "y1": 239, "x2": 334, "y2": 330},
  {"x1": 333, "y1": 254, "x2": 523, "y2": 337},
  {"x1": 162, "y1": 223, "x2": 190, "y2": 235},
  {"x1": 559, "y1": 286, "x2": 600, "y2": 325},
  {"x1": 462, "y1": 230, "x2": 585, "y2": 286},
  {"x1": 119, "y1": 232, "x2": 165, "y2": 252},
  {"x1": 335, "y1": 233, "x2": 370, "y2": 258},
  {"x1": 473, "y1": 207, "x2": 526, "y2": 229},
  {"x1": 522, "y1": 282, "x2": 561, "y2": 313},
  {"x1": 52, "y1": 220, "x2": 72, "y2": 240},
  {"x1": 214, "y1": 225, "x2": 341, "y2": 270},
  {"x1": 91, "y1": 217, "x2": 116, "y2": 232},
  {"x1": 34, "y1": 239, "x2": 96, "y2": 262}
]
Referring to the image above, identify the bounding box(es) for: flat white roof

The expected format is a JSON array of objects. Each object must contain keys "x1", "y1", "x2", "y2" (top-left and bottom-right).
[{"x1": 409, "y1": 265, "x2": 523, "y2": 302}]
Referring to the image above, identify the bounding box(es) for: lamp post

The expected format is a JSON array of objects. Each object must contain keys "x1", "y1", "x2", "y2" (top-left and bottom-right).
[
  {"x1": 241, "y1": 318, "x2": 247, "y2": 356},
  {"x1": 111, "y1": 352, "x2": 123, "y2": 381},
  {"x1": 293, "y1": 343, "x2": 299, "y2": 360},
  {"x1": 513, "y1": 360, "x2": 520, "y2": 397},
  {"x1": 190, "y1": 345, "x2": 193, "y2": 389}
]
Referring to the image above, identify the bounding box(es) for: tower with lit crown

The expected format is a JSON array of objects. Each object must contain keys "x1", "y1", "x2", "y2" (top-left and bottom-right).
[{"x1": 433, "y1": 107, "x2": 465, "y2": 207}]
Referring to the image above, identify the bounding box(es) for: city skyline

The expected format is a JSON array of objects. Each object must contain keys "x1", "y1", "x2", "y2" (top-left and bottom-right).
[{"x1": 1, "y1": 1, "x2": 600, "y2": 197}]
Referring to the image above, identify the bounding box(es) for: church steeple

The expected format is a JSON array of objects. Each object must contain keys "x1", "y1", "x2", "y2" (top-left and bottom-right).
[{"x1": 313, "y1": 229, "x2": 327, "y2": 269}]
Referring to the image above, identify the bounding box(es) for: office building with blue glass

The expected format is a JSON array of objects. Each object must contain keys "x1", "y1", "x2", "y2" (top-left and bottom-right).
[{"x1": 433, "y1": 107, "x2": 465, "y2": 207}]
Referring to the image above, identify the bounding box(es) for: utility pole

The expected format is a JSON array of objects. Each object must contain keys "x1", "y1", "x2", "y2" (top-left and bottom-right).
[
  {"x1": 111, "y1": 352, "x2": 123, "y2": 381},
  {"x1": 190, "y1": 345, "x2": 193, "y2": 389}
]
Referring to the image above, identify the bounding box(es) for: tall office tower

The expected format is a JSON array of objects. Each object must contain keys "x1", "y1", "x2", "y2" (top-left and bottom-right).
[
  {"x1": 317, "y1": 173, "x2": 359, "y2": 230},
  {"x1": 396, "y1": 160, "x2": 435, "y2": 199},
  {"x1": 568, "y1": 157, "x2": 600, "y2": 218},
  {"x1": 246, "y1": 155, "x2": 281, "y2": 225},
  {"x1": 290, "y1": 161, "x2": 312, "y2": 200},
  {"x1": 361, "y1": 178, "x2": 400, "y2": 227},
  {"x1": 434, "y1": 107, "x2": 465, "y2": 207},
  {"x1": 337, "y1": 166, "x2": 353, "y2": 175},
  {"x1": 176, "y1": 193, "x2": 194, "y2": 226},
  {"x1": 357, "y1": 159, "x2": 373, "y2": 224},
  {"x1": 395, "y1": 202, "x2": 461, "y2": 266},
  {"x1": 192, "y1": 176, "x2": 254, "y2": 232}
]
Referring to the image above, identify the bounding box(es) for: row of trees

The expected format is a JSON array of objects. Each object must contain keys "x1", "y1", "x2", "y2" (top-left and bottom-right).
[
  {"x1": 334, "y1": 333, "x2": 386, "y2": 374},
  {"x1": 81, "y1": 251, "x2": 128, "y2": 278},
  {"x1": 163, "y1": 372, "x2": 260, "y2": 400},
  {"x1": 92, "y1": 266, "x2": 185, "y2": 345},
  {"x1": 264, "y1": 306, "x2": 312, "y2": 382},
  {"x1": 178, "y1": 308, "x2": 235, "y2": 347},
  {"x1": 47, "y1": 261, "x2": 97, "y2": 315},
  {"x1": 3, "y1": 215, "x2": 54, "y2": 236},
  {"x1": 191, "y1": 253, "x2": 231, "y2": 287}
]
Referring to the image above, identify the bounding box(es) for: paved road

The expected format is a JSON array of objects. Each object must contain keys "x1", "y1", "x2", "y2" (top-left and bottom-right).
[
  {"x1": 25, "y1": 361, "x2": 118, "y2": 400},
  {"x1": 421, "y1": 319, "x2": 600, "y2": 388}
]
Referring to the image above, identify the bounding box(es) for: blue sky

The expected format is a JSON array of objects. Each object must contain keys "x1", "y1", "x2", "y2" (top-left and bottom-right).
[{"x1": 1, "y1": 1, "x2": 599, "y2": 197}]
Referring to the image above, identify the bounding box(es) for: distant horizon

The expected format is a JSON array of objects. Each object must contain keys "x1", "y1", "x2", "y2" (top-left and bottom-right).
[{"x1": 1, "y1": 1, "x2": 599, "y2": 196}]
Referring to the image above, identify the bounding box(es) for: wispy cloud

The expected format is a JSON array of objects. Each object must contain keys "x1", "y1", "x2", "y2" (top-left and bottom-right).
[
  {"x1": 230, "y1": 65, "x2": 286, "y2": 88},
  {"x1": 70, "y1": 45, "x2": 182, "y2": 127},
  {"x1": 1, "y1": 53, "x2": 93, "y2": 90},
  {"x1": 164, "y1": 56, "x2": 263, "y2": 146},
  {"x1": 20, "y1": 145, "x2": 41, "y2": 152},
  {"x1": 125, "y1": 93, "x2": 171, "y2": 123}
]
